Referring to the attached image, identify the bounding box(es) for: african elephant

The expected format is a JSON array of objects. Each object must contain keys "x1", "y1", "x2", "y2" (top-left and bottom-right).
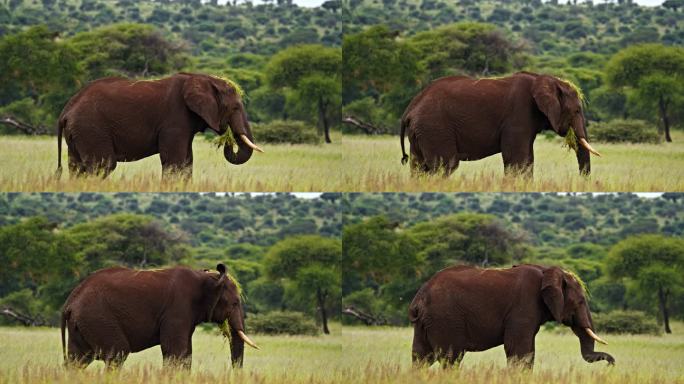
[
  {"x1": 400, "y1": 72, "x2": 601, "y2": 177},
  {"x1": 56, "y1": 73, "x2": 263, "y2": 179},
  {"x1": 409, "y1": 264, "x2": 614, "y2": 369},
  {"x1": 60, "y1": 264, "x2": 259, "y2": 369}
]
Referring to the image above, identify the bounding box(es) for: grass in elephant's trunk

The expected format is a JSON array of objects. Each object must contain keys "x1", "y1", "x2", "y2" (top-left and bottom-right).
[{"x1": 212, "y1": 128, "x2": 237, "y2": 149}]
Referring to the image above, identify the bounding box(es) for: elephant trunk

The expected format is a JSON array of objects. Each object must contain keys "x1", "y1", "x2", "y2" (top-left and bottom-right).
[
  {"x1": 224, "y1": 112, "x2": 255, "y2": 165},
  {"x1": 229, "y1": 327, "x2": 245, "y2": 368},
  {"x1": 573, "y1": 114, "x2": 592, "y2": 176},
  {"x1": 571, "y1": 324, "x2": 615, "y2": 365}
]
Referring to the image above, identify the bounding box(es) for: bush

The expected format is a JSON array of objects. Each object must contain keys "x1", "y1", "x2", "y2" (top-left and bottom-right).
[
  {"x1": 590, "y1": 119, "x2": 662, "y2": 144},
  {"x1": 593, "y1": 310, "x2": 661, "y2": 335},
  {"x1": 252, "y1": 120, "x2": 321, "y2": 144},
  {"x1": 247, "y1": 311, "x2": 320, "y2": 335}
]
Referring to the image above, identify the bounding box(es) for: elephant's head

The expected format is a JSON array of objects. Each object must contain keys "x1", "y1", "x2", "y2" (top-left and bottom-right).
[
  {"x1": 532, "y1": 75, "x2": 601, "y2": 175},
  {"x1": 207, "y1": 263, "x2": 259, "y2": 368},
  {"x1": 183, "y1": 75, "x2": 263, "y2": 165},
  {"x1": 541, "y1": 267, "x2": 615, "y2": 365}
]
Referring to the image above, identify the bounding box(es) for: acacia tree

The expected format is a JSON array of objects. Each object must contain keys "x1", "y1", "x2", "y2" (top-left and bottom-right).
[
  {"x1": 264, "y1": 235, "x2": 341, "y2": 334},
  {"x1": 266, "y1": 45, "x2": 341, "y2": 143},
  {"x1": 605, "y1": 44, "x2": 684, "y2": 142},
  {"x1": 607, "y1": 234, "x2": 684, "y2": 333}
]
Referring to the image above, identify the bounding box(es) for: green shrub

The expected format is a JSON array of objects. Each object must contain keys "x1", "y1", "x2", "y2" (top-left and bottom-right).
[
  {"x1": 247, "y1": 311, "x2": 320, "y2": 335},
  {"x1": 593, "y1": 310, "x2": 662, "y2": 335},
  {"x1": 252, "y1": 120, "x2": 321, "y2": 144},
  {"x1": 590, "y1": 119, "x2": 662, "y2": 144}
]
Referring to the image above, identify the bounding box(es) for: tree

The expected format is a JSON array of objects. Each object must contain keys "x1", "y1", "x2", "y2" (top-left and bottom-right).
[
  {"x1": 342, "y1": 25, "x2": 422, "y2": 112},
  {"x1": 605, "y1": 44, "x2": 684, "y2": 142},
  {"x1": 69, "y1": 23, "x2": 188, "y2": 79},
  {"x1": 264, "y1": 235, "x2": 341, "y2": 334},
  {"x1": 0, "y1": 26, "x2": 81, "y2": 131},
  {"x1": 266, "y1": 45, "x2": 341, "y2": 143},
  {"x1": 65, "y1": 214, "x2": 189, "y2": 270},
  {"x1": 607, "y1": 235, "x2": 684, "y2": 333}
]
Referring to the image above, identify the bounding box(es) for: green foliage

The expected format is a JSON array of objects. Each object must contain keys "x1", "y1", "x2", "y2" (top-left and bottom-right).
[
  {"x1": 68, "y1": 23, "x2": 188, "y2": 79},
  {"x1": 0, "y1": 25, "x2": 81, "y2": 127},
  {"x1": 590, "y1": 119, "x2": 662, "y2": 144},
  {"x1": 253, "y1": 120, "x2": 321, "y2": 145},
  {"x1": 247, "y1": 311, "x2": 320, "y2": 336},
  {"x1": 593, "y1": 310, "x2": 662, "y2": 335}
]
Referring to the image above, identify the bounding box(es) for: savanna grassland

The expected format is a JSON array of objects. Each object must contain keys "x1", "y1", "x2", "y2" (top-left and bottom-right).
[
  {"x1": 0, "y1": 324, "x2": 342, "y2": 384},
  {"x1": 340, "y1": 324, "x2": 684, "y2": 384},
  {"x1": 0, "y1": 134, "x2": 342, "y2": 192},
  {"x1": 340, "y1": 132, "x2": 684, "y2": 192}
]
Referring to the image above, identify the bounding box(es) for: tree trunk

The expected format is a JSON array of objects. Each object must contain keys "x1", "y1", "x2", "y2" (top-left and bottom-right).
[
  {"x1": 657, "y1": 284, "x2": 672, "y2": 334},
  {"x1": 317, "y1": 287, "x2": 330, "y2": 334},
  {"x1": 659, "y1": 95, "x2": 672, "y2": 143},
  {"x1": 318, "y1": 96, "x2": 331, "y2": 143}
]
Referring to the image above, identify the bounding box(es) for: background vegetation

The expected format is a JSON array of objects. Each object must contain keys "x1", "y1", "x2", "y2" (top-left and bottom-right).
[
  {"x1": 342, "y1": 192, "x2": 684, "y2": 334},
  {"x1": 0, "y1": 0, "x2": 342, "y2": 143},
  {"x1": 342, "y1": 0, "x2": 684, "y2": 144},
  {"x1": 0, "y1": 192, "x2": 343, "y2": 334}
]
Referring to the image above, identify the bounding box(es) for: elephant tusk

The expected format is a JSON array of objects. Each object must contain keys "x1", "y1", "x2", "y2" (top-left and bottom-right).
[
  {"x1": 238, "y1": 330, "x2": 260, "y2": 350},
  {"x1": 579, "y1": 138, "x2": 602, "y2": 157},
  {"x1": 585, "y1": 328, "x2": 608, "y2": 345},
  {"x1": 240, "y1": 135, "x2": 264, "y2": 153}
]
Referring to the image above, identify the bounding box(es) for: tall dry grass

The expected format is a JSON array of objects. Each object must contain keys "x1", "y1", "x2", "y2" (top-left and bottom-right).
[
  {"x1": 0, "y1": 134, "x2": 342, "y2": 192},
  {"x1": 341, "y1": 132, "x2": 684, "y2": 192},
  {"x1": 0, "y1": 324, "x2": 342, "y2": 384},
  {"x1": 340, "y1": 323, "x2": 684, "y2": 384}
]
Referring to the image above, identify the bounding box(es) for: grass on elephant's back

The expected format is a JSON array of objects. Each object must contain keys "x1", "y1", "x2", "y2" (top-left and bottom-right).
[
  {"x1": 0, "y1": 134, "x2": 342, "y2": 192},
  {"x1": 0, "y1": 325, "x2": 343, "y2": 384},
  {"x1": 341, "y1": 132, "x2": 684, "y2": 192}
]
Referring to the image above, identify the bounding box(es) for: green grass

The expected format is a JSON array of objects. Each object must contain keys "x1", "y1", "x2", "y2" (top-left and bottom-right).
[
  {"x1": 0, "y1": 324, "x2": 342, "y2": 384},
  {"x1": 340, "y1": 132, "x2": 684, "y2": 192},
  {"x1": 0, "y1": 134, "x2": 342, "y2": 192},
  {"x1": 340, "y1": 323, "x2": 684, "y2": 384}
]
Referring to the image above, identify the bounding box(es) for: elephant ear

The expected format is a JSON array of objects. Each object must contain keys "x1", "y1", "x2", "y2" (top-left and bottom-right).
[
  {"x1": 183, "y1": 77, "x2": 221, "y2": 133},
  {"x1": 532, "y1": 76, "x2": 563, "y2": 134},
  {"x1": 541, "y1": 267, "x2": 565, "y2": 323}
]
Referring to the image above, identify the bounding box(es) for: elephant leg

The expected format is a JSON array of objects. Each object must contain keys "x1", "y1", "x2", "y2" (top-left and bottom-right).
[
  {"x1": 65, "y1": 326, "x2": 94, "y2": 369},
  {"x1": 441, "y1": 349, "x2": 465, "y2": 369},
  {"x1": 103, "y1": 352, "x2": 128, "y2": 370},
  {"x1": 414, "y1": 129, "x2": 460, "y2": 177},
  {"x1": 67, "y1": 146, "x2": 86, "y2": 178},
  {"x1": 160, "y1": 322, "x2": 193, "y2": 369},
  {"x1": 501, "y1": 131, "x2": 534, "y2": 177},
  {"x1": 503, "y1": 330, "x2": 535, "y2": 369},
  {"x1": 411, "y1": 325, "x2": 435, "y2": 368},
  {"x1": 76, "y1": 145, "x2": 116, "y2": 178},
  {"x1": 159, "y1": 131, "x2": 193, "y2": 180}
]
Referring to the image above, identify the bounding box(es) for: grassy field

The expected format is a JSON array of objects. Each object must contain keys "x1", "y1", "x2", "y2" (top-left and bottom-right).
[
  {"x1": 0, "y1": 324, "x2": 342, "y2": 384},
  {"x1": 341, "y1": 323, "x2": 684, "y2": 384},
  {"x1": 341, "y1": 132, "x2": 684, "y2": 192},
  {"x1": 0, "y1": 134, "x2": 342, "y2": 192}
]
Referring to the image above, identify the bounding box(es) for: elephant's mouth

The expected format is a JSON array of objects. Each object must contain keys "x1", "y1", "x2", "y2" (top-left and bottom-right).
[{"x1": 219, "y1": 319, "x2": 260, "y2": 349}]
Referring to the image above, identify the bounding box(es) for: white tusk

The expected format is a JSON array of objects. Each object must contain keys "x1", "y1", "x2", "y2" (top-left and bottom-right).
[
  {"x1": 240, "y1": 135, "x2": 264, "y2": 153},
  {"x1": 579, "y1": 138, "x2": 602, "y2": 157},
  {"x1": 237, "y1": 330, "x2": 260, "y2": 350},
  {"x1": 585, "y1": 328, "x2": 608, "y2": 345}
]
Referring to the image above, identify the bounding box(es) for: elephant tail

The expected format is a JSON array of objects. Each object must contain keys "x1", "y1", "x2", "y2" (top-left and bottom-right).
[
  {"x1": 400, "y1": 118, "x2": 409, "y2": 165},
  {"x1": 60, "y1": 309, "x2": 68, "y2": 362},
  {"x1": 55, "y1": 117, "x2": 65, "y2": 178}
]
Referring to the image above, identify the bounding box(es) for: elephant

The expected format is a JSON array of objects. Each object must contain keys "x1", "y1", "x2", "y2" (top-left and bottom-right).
[
  {"x1": 409, "y1": 264, "x2": 614, "y2": 369},
  {"x1": 399, "y1": 72, "x2": 602, "y2": 177},
  {"x1": 60, "y1": 264, "x2": 259, "y2": 370},
  {"x1": 56, "y1": 72, "x2": 263, "y2": 179}
]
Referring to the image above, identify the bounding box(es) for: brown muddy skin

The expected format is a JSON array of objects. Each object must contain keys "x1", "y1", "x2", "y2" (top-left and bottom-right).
[
  {"x1": 400, "y1": 71, "x2": 597, "y2": 177},
  {"x1": 409, "y1": 264, "x2": 615, "y2": 369},
  {"x1": 56, "y1": 73, "x2": 257, "y2": 179},
  {"x1": 60, "y1": 264, "x2": 250, "y2": 370}
]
